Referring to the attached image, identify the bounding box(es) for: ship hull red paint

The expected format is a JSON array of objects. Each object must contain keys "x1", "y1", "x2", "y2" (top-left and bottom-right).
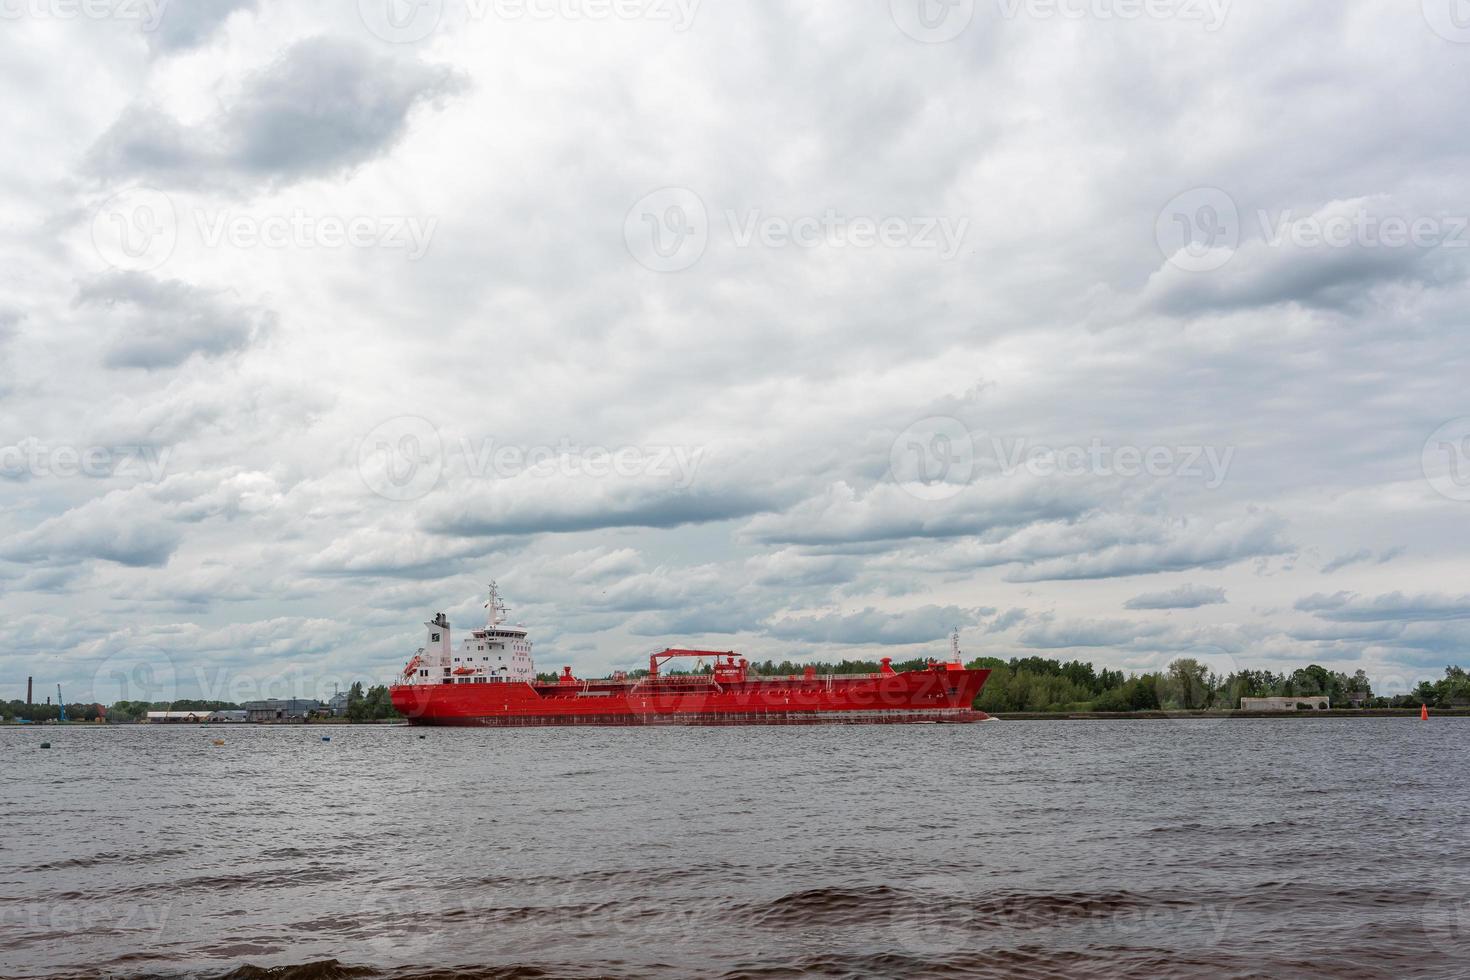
[{"x1": 391, "y1": 667, "x2": 991, "y2": 727}]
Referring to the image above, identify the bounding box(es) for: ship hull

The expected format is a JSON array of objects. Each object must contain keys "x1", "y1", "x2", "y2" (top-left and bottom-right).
[{"x1": 391, "y1": 668, "x2": 991, "y2": 727}]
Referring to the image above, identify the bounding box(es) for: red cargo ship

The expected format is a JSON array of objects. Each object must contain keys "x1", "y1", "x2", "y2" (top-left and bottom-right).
[{"x1": 389, "y1": 585, "x2": 991, "y2": 727}]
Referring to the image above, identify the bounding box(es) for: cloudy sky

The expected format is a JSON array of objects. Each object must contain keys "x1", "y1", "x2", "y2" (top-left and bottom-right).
[{"x1": 2, "y1": 0, "x2": 1469, "y2": 705}]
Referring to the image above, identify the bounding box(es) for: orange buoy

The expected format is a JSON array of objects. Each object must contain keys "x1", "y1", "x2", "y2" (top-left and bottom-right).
[
  {"x1": 212, "y1": 738, "x2": 225, "y2": 746},
  {"x1": 1421, "y1": 704, "x2": 1429, "y2": 720}
]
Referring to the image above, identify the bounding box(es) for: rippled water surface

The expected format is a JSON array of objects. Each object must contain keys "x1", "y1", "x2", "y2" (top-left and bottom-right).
[{"x1": 3, "y1": 719, "x2": 1468, "y2": 979}]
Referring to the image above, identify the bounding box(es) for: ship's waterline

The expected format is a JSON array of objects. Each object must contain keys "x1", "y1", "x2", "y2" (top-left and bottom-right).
[{"x1": 390, "y1": 584, "x2": 991, "y2": 726}]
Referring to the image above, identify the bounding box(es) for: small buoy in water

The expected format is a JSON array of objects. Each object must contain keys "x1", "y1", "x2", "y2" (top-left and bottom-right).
[
  {"x1": 40, "y1": 742, "x2": 51, "y2": 749},
  {"x1": 418, "y1": 734, "x2": 426, "y2": 739},
  {"x1": 321, "y1": 735, "x2": 330, "y2": 742},
  {"x1": 1422, "y1": 704, "x2": 1429, "y2": 720},
  {"x1": 212, "y1": 739, "x2": 225, "y2": 746}
]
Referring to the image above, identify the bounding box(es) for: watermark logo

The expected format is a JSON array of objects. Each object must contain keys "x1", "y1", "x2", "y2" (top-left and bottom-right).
[
  {"x1": 91, "y1": 646, "x2": 179, "y2": 706},
  {"x1": 1423, "y1": 418, "x2": 1470, "y2": 502},
  {"x1": 358, "y1": 0, "x2": 445, "y2": 43},
  {"x1": 726, "y1": 210, "x2": 969, "y2": 259},
  {"x1": 91, "y1": 186, "x2": 177, "y2": 273},
  {"x1": 358, "y1": 417, "x2": 708, "y2": 501},
  {"x1": 0, "y1": 0, "x2": 167, "y2": 28},
  {"x1": 996, "y1": 0, "x2": 1230, "y2": 31},
  {"x1": 1156, "y1": 187, "x2": 1239, "y2": 272},
  {"x1": 625, "y1": 188, "x2": 970, "y2": 271},
  {"x1": 358, "y1": 881, "x2": 447, "y2": 956},
  {"x1": 624, "y1": 187, "x2": 709, "y2": 272},
  {"x1": 1422, "y1": 0, "x2": 1470, "y2": 43},
  {"x1": 890, "y1": 417, "x2": 975, "y2": 501},
  {"x1": 890, "y1": 873, "x2": 971, "y2": 955},
  {"x1": 359, "y1": 416, "x2": 445, "y2": 502},
  {"x1": 987, "y1": 436, "x2": 1234, "y2": 488},
  {"x1": 1422, "y1": 885, "x2": 1470, "y2": 953},
  {"x1": 890, "y1": 0, "x2": 975, "y2": 43},
  {"x1": 1258, "y1": 208, "x2": 1469, "y2": 251},
  {"x1": 0, "y1": 442, "x2": 173, "y2": 482},
  {"x1": 889, "y1": 420, "x2": 1235, "y2": 500},
  {"x1": 358, "y1": 0, "x2": 698, "y2": 42},
  {"x1": 1150, "y1": 647, "x2": 1238, "y2": 728},
  {"x1": 194, "y1": 209, "x2": 438, "y2": 260}
]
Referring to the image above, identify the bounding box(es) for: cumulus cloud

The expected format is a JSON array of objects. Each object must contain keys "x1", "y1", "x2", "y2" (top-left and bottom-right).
[
  {"x1": 1, "y1": 491, "x2": 181, "y2": 568},
  {"x1": 1004, "y1": 513, "x2": 1291, "y2": 582},
  {"x1": 762, "y1": 605, "x2": 988, "y2": 646},
  {"x1": 424, "y1": 478, "x2": 775, "y2": 537},
  {"x1": 743, "y1": 478, "x2": 1097, "y2": 548},
  {"x1": 4, "y1": 3, "x2": 1470, "y2": 693},
  {"x1": 1295, "y1": 591, "x2": 1470, "y2": 623},
  {"x1": 75, "y1": 272, "x2": 273, "y2": 370},
  {"x1": 147, "y1": 0, "x2": 258, "y2": 53},
  {"x1": 1321, "y1": 547, "x2": 1404, "y2": 574},
  {"x1": 1124, "y1": 584, "x2": 1228, "y2": 610},
  {"x1": 87, "y1": 37, "x2": 467, "y2": 189}
]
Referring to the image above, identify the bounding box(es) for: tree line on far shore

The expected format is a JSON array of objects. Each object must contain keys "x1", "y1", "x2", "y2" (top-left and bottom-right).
[
  {"x1": 0, "y1": 682, "x2": 399, "y2": 723},
  {"x1": 584, "y1": 656, "x2": 1470, "y2": 713},
  {"x1": 9, "y1": 661, "x2": 1468, "y2": 722}
]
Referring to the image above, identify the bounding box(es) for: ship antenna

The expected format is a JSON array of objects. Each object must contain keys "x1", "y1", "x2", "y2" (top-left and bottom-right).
[{"x1": 485, "y1": 581, "x2": 507, "y2": 626}]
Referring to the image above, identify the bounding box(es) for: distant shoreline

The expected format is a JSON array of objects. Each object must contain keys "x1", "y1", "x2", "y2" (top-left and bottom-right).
[
  {"x1": 991, "y1": 709, "x2": 1470, "y2": 720},
  {"x1": 6, "y1": 709, "x2": 1469, "y2": 727}
]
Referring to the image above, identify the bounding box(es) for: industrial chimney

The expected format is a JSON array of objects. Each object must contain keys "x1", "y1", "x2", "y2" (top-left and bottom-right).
[{"x1": 26, "y1": 676, "x2": 32, "y2": 705}]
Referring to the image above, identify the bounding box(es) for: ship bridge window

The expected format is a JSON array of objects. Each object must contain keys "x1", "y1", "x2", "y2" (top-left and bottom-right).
[{"x1": 431, "y1": 632, "x2": 441, "y2": 642}]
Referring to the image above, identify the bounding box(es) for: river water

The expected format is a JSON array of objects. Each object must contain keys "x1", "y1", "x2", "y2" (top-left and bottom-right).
[{"x1": 2, "y1": 719, "x2": 1467, "y2": 979}]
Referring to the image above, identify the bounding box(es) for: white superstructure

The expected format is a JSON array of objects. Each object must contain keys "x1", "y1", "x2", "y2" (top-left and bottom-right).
[{"x1": 399, "y1": 583, "x2": 535, "y2": 686}]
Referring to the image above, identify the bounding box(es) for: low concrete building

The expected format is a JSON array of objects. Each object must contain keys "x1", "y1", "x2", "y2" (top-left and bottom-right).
[
  {"x1": 1241, "y1": 696, "x2": 1330, "y2": 711},
  {"x1": 146, "y1": 710, "x2": 214, "y2": 724},
  {"x1": 241, "y1": 699, "x2": 324, "y2": 723}
]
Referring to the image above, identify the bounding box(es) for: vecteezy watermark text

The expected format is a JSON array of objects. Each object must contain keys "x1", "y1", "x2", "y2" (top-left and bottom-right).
[
  {"x1": 356, "y1": 0, "x2": 700, "y2": 43},
  {"x1": 889, "y1": 0, "x2": 1229, "y2": 43},
  {"x1": 358, "y1": 416, "x2": 706, "y2": 501},
  {"x1": 1423, "y1": 417, "x2": 1470, "y2": 503},
  {"x1": 0, "y1": 0, "x2": 167, "y2": 28},
  {"x1": 1157, "y1": 187, "x2": 1470, "y2": 272},
  {"x1": 624, "y1": 187, "x2": 970, "y2": 272},
  {"x1": 90, "y1": 188, "x2": 438, "y2": 273},
  {"x1": 889, "y1": 417, "x2": 1234, "y2": 500},
  {"x1": 195, "y1": 210, "x2": 437, "y2": 260},
  {"x1": 0, "y1": 442, "x2": 172, "y2": 481}
]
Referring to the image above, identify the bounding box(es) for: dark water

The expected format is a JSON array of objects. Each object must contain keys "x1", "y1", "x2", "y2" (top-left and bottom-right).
[{"x1": 3, "y1": 719, "x2": 1468, "y2": 979}]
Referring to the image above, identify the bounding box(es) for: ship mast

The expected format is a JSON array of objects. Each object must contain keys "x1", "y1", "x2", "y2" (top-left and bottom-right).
[
  {"x1": 950, "y1": 626, "x2": 962, "y2": 664},
  {"x1": 485, "y1": 581, "x2": 508, "y2": 627}
]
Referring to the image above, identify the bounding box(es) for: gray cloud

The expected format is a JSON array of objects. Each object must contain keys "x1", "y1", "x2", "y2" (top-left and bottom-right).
[
  {"x1": 2, "y1": 502, "x2": 180, "y2": 568},
  {"x1": 426, "y1": 485, "x2": 776, "y2": 537},
  {"x1": 762, "y1": 605, "x2": 988, "y2": 646},
  {"x1": 1005, "y1": 514, "x2": 1290, "y2": 582},
  {"x1": 147, "y1": 0, "x2": 258, "y2": 53},
  {"x1": 744, "y1": 479, "x2": 1097, "y2": 548},
  {"x1": 5, "y1": 4, "x2": 1470, "y2": 694},
  {"x1": 1295, "y1": 591, "x2": 1470, "y2": 624},
  {"x1": 1321, "y1": 547, "x2": 1405, "y2": 574},
  {"x1": 1018, "y1": 618, "x2": 1168, "y2": 650},
  {"x1": 1124, "y1": 584, "x2": 1228, "y2": 610},
  {"x1": 75, "y1": 271, "x2": 273, "y2": 370},
  {"x1": 87, "y1": 36, "x2": 467, "y2": 189}
]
